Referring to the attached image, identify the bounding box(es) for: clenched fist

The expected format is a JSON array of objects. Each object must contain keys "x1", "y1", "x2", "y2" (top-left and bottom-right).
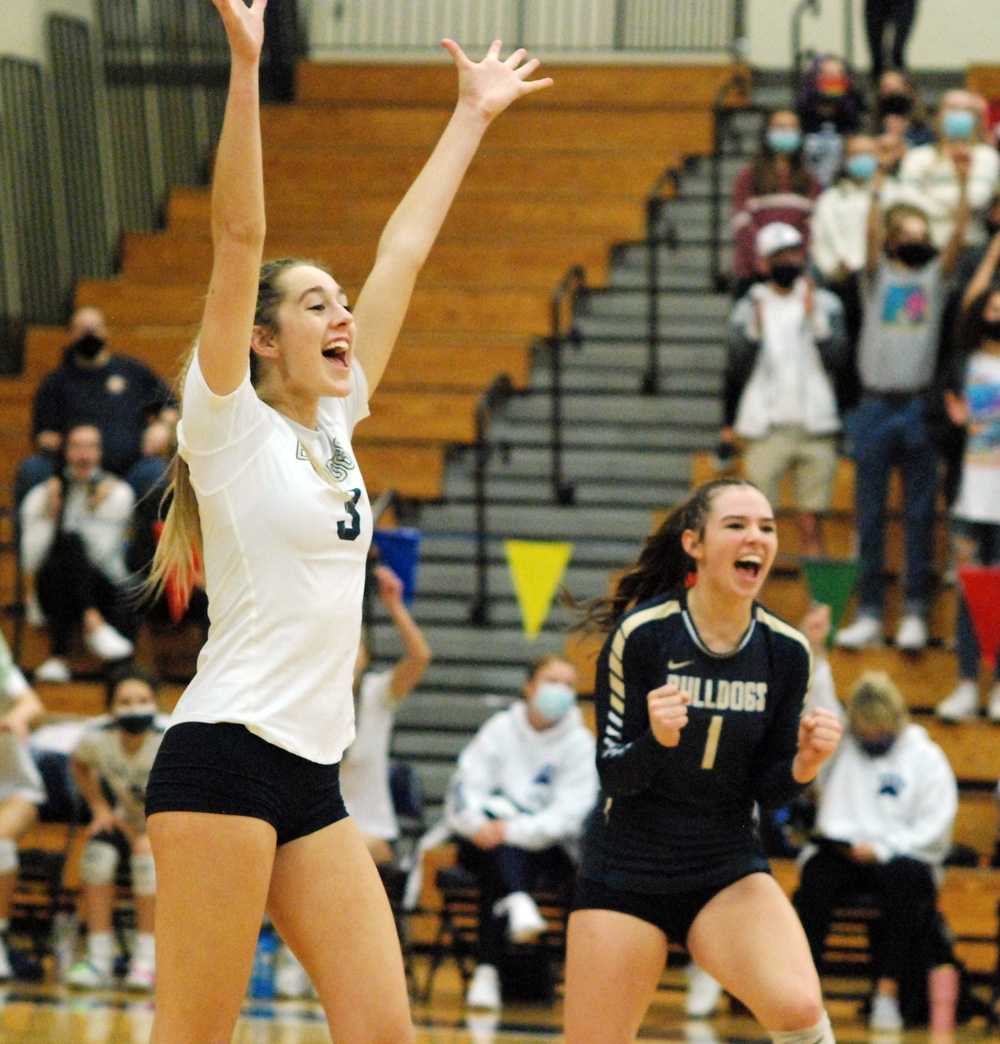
[
  {"x1": 793, "y1": 707, "x2": 843, "y2": 782},
  {"x1": 647, "y1": 683, "x2": 690, "y2": 748}
]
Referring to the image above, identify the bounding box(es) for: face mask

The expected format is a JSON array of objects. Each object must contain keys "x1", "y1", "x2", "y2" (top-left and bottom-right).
[
  {"x1": 73, "y1": 332, "x2": 106, "y2": 359},
  {"x1": 767, "y1": 129, "x2": 801, "y2": 154},
  {"x1": 115, "y1": 711, "x2": 155, "y2": 735},
  {"x1": 770, "y1": 263, "x2": 803, "y2": 289},
  {"x1": 942, "y1": 109, "x2": 976, "y2": 141},
  {"x1": 858, "y1": 735, "x2": 895, "y2": 758},
  {"x1": 893, "y1": 241, "x2": 937, "y2": 268},
  {"x1": 846, "y1": 154, "x2": 878, "y2": 181},
  {"x1": 817, "y1": 74, "x2": 848, "y2": 98},
  {"x1": 880, "y1": 92, "x2": 913, "y2": 117},
  {"x1": 533, "y1": 682, "x2": 576, "y2": 724},
  {"x1": 981, "y1": 319, "x2": 1000, "y2": 342}
]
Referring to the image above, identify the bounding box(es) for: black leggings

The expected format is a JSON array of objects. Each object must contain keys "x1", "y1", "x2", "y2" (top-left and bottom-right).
[
  {"x1": 35, "y1": 533, "x2": 137, "y2": 656},
  {"x1": 865, "y1": 0, "x2": 919, "y2": 81}
]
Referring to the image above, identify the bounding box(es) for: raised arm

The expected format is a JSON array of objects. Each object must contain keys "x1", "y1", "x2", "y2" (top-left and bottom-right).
[
  {"x1": 962, "y1": 229, "x2": 1000, "y2": 312},
  {"x1": 199, "y1": 0, "x2": 268, "y2": 397},
  {"x1": 351, "y1": 40, "x2": 552, "y2": 392},
  {"x1": 940, "y1": 153, "x2": 972, "y2": 279},
  {"x1": 865, "y1": 169, "x2": 885, "y2": 278},
  {"x1": 375, "y1": 565, "x2": 432, "y2": 701}
]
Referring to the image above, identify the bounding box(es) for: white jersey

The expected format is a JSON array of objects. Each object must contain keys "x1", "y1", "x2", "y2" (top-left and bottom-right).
[
  {"x1": 0, "y1": 664, "x2": 45, "y2": 806},
  {"x1": 168, "y1": 352, "x2": 372, "y2": 764},
  {"x1": 340, "y1": 671, "x2": 398, "y2": 841}
]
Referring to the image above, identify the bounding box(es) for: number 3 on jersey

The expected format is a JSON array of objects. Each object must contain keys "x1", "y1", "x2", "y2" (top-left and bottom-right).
[{"x1": 337, "y1": 488, "x2": 363, "y2": 541}]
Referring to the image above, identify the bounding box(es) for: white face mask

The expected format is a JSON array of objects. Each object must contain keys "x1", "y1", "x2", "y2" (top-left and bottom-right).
[{"x1": 533, "y1": 682, "x2": 577, "y2": 723}]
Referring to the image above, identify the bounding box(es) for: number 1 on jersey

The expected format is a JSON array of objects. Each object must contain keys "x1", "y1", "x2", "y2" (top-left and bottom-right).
[{"x1": 701, "y1": 714, "x2": 723, "y2": 770}]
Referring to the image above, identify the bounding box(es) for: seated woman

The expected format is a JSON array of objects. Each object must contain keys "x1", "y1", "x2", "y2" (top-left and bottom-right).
[
  {"x1": 445, "y1": 654, "x2": 599, "y2": 1011},
  {"x1": 795, "y1": 670, "x2": 958, "y2": 1032}
]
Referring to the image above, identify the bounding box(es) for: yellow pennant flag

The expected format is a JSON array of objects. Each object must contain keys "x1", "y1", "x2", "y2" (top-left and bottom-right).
[{"x1": 505, "y1": 539, "x2": 574, "y2": 641}]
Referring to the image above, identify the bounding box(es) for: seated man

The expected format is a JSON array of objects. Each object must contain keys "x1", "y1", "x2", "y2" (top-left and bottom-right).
[
  {"x1": 795, "y1": 670, "x2": 958, "y2": 1032},
  {"x1": 66, "y1": 666, "x2": 164, "y2": 991},
  {"x1": 445, "y1": 654, "x2": 599, "y2": 1011},
  {"x1": 20, "y1": 423, "x2": 137, "y2": 682}
]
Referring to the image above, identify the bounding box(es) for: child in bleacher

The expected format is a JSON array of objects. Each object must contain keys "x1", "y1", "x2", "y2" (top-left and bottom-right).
[
  {"x1": 0, "y1": 631, "x2": 45, "y2": 981},
  {"x1": 66, "y1": 666, "x2": 164, "y2": 991}
]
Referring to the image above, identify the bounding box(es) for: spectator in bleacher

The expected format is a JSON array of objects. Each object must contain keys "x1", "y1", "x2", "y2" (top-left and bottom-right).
[
  {"x1": 445, "y1": 654, "x2": 598, "y2": 1011},
  {"x1": 874, "y1": 70, "x2": 933, "y2": 146},
  {"x1": 19, "y1": 423, "x2": 137, "y2": 683},
  {"x1": 722, "y1": 222, "x2": 847, "y2": 557},
  {"x1": 836, "y1": 161, "x2": 971, "y2": 653},
  {"x1": 66, "y1": 666, "x2": 164, "y2": 991},
  {"x1": 900, "y1": 90, "x2": 999, "y2": 249},
  {"x1": 795, "y1": 670, "x2": 957, "y2": 1032},
  {"x1": 935, "y1": 240, "x2": 1000, "y2": 722},
  {"x1": 864, "y1": 0, "x2": 920, "y2": 84},
  {"x1": 730, "y1": 110, "x2": 821, "y2": 299},
  {"x1": 796, "y1": 55, "x2": 867, "y2": 189},
  {"x1": 0, "y1": 630, "x2": 45, "y2": 982},
  {"x1": 14, "y1": 306, "x2": 175, "y2": 507}
]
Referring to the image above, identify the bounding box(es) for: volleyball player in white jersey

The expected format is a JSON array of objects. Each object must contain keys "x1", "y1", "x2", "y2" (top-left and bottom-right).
[{"x1": 143, "y1": 2, "x2": 551, "y2": 1040}]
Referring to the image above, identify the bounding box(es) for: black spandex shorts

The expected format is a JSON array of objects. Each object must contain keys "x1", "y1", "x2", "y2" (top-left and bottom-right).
[
  {"x1": 145, "y1": 722, "x2": 348, "y2": 846},
  {"x1": 572, "y1": 869, "x2": 762, "y2": 947}
]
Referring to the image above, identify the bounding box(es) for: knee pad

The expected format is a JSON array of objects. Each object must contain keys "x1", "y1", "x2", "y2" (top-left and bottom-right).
[
  {"x1": 81, "y1": 839, "x2": 119, "y2": 886},
  {"x1": 0, "y1": 838, "x2": 17, "y2": 876},
  {"x1": 770, "y1": 1011, "x2": 834, "y2": 1044},
  {"x1": 130, "y1": 850, "x2": 156, "y2": 897}
]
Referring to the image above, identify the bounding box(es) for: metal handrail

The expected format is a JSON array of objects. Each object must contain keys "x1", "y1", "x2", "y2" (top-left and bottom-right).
[
  {"x1": 468, "y1": 374, "x2": 514, "y2": 628},
  {"x1": 548, "y1": 265, "x2": 584, "y2": 506},
  {"x1": 791, "y1": 0, "x2": 822, "y2": 95},
  {"x1": 641, "y1": 164, "x2": 681, "y2": 395}
]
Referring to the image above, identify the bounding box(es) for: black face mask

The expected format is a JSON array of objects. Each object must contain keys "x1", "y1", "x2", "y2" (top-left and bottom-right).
[
  {"x1": 73, "y1": 332, "x2": 106, "y2": 359},
  {"x1": 982, "y1": 319, "x2": 1000, "y2": 342},
  {"x1": 893, "y1": 242, "x2": 937, "y2": 268},
  {"x1": 770, "y1": 263, "x2": 803, "y2": 289},
  {"x1": 880, "y1": 92, "x2": 913, "y2": 117},
  {"x1": 859, "y1": 736, "x2": 895, "y2": 758},
  {"x1": 115, "y1": 712, "x2": 155, "y2": 735}
]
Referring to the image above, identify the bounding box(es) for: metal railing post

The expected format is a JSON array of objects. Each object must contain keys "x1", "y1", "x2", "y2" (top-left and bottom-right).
[{"x1": 548, "y1": 267, "x2": 584, "y2": 505}]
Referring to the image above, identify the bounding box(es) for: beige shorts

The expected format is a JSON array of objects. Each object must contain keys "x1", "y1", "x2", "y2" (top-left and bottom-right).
[{"x1": 744, "y1": 427, "x2": 838, "y2": 512}]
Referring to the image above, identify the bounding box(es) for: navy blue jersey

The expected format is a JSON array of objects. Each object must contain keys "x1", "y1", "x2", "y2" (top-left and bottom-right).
[{"x1": 580, "y1": 588, "x2": 812, "y2": 894}]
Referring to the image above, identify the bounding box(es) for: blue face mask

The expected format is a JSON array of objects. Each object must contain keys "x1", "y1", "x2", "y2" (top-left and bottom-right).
[
  {"x1": 942, "y1": 109, "x2": 976, "y2": 141},
  {"x1": 846, "y1": 154, "x2": 878, "y2": 181},
  {"x1": 533, "y1": 682, "x2": 576, "y2": 724},
  {"x1": 767, "y1": 129, "x2": 802, "y2": 154}
]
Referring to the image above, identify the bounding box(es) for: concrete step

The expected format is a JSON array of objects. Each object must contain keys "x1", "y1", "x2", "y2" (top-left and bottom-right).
[
  {"x1": 441, "y1": 471, "x2": 686, "y2": 508},
  {"x1": 448, "y1": 443, "x2": 696, "y2": 482},
  {"x1": 391, "y1": 691, "x2": 512, "y2": 731},
  {"x1": 540, "y1": 339, "x2": 726, "y2": 374},
  {"x1": 370, "y1": 622, "x2": 566, "y2": 666},
  {"x1": 502, "y1": 390, "x2": 722, "y2": 428},
  {"x1": 529, "y1": 367, "x2": 722, "y2": 395},
  {"x1": 414, "y1": 501, "x2": 654, "y2": 542},
  {"x1": 580, "y1": 288, "x2": 732, "y2": 322},
  {"x1": 487, "y1": 415, "x2": 718, "y2": 449},
  {"x1": 574, "y1": 314, "x2": 724, "y2": 341},
  {"x1": 413, "y1": 532, "x2": 640, "y2": 568}
]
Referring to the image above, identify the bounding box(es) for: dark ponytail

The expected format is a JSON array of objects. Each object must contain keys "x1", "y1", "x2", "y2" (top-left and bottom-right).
[{"x1": 573, "y1": 478, "x2": 758, "y2": 633}]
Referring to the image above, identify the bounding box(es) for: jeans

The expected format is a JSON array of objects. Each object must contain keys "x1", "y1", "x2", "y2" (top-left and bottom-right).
[
  {"x1": 849, "y1": 394, "x2": 938, "y2": 616},
  {"x1": 865, "y1": 0, "x2": 920, "y2": 80},
  {"x1": 951, "y1": 519, "x2": 1000, "y2": 681}
]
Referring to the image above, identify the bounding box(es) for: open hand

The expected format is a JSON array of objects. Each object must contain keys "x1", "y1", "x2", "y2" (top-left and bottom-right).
[
  {"x1": 211, "y1": 0, "x2": 266, "y2": 65},
  {"x1": 647, "y1": 683, "x2": 690, "y2": 748},
  {"x1": 374, "y1": 564, "x2": 404, "y2": 606},
  {"x1": 794, "y1": 707, "x2": 842, "y2": 779},
  {"x1": 442, "y1": 39, "x2": 553, "y2": 123}
]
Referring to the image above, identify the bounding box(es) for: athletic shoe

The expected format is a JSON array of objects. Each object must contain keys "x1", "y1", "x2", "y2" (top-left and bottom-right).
[
  {"x1": 685, "y1": 963, "x2": 723, "y2": 1017},
  {"x1": 34, "y1": 657, "x2": 71, "y2": 684},
  {"x1": 123, "y1": 960, "x2": 155, "y2": 992},
  {"x1": 275, "y1": 945, "x2": 310, "y2": 999},
  {"x1": 66, "y1": 958, "x2": 113, "y2": 989},
  {"x1": 869, "y1": 992, "x2": 903, "y2": 1032},
  {"x1": 936, "y1": 681, "x2": 979, "y2": 722},
  {"x1": 835, "y1": 615, "x2": 882, "y2": 650},
  {"x1": 495, "y1": 891, "x2": 546, "y2": 944},
  {"x1": 987, "y1": 684, "x2": 1000, "y2": 724},
  {"x1": 465, "y1": 964, "x2": 501, "y2": 1010},
  {"x1": 25, "y1": 593, "x2": 45, "y2": 628},
  {"x1": 0, "y1": 936, "x2": 12, "y2": 982},
  {"x1": 895, "y1": 614, "x2": 927, "y2": 653},
  {"x1": 84, "y1": 624, "x2": 134, "y2": 662}
]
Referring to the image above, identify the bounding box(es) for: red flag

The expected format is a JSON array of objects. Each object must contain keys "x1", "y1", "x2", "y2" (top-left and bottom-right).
[{"x1": 958, "y1": 566, "x2": 1000, "y2": 669}]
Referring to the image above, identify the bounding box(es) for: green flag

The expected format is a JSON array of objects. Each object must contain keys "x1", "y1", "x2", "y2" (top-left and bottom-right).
[{"x1": 801, "y1": 558, "x2": 859, "y2": 647}]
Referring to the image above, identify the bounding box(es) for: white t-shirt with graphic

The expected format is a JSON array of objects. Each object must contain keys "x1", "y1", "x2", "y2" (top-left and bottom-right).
[
  {"x1": 169, "y1": 353, "x2": 372, "y2": 764},
  {"x1": 953, "y1": 351, "x2": 1000, "y2": 525},
  {"x1": 340, "y1": 671, "x2": 398, "y2": 840}
]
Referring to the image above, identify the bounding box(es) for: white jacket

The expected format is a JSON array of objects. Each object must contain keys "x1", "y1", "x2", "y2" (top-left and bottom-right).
[
  {"x1": 813, "y1": 722, "x2": 957, "y2": 868},
  {"x1": 445, "y1": 702, "x2": 598, "y2": 855},
  {"x1": 810, "y1": 179, "x2": 873, "y2": 278}
]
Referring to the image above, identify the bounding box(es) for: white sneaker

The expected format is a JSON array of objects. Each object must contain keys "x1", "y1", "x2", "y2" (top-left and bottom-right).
[
  {"x1": 123, "y1": 959, "x2": 155, "y2": 992},
  {"x1": 465, "y1": 963, "x2": 501, "y2": 1010},
  {"x1": 835, "y1": 615, "x2": 882, "y2": 650},
  {"x1": 936, "y1": 681, "x2": 979, "y2": 722},
  {"x1": 84, "y1": 623, "x2": 134, "y2": 662},
  {"x1": 895, "y1": 614, "x2": 927, "y2": 652},
  {"x1": 495, "y1": 891, "x2": 546, "y2": 944},
  {"x1": 25, "y1": 593, "x2": 46, "y2": 628},
  {"x1": 685, "y1": 963, "x2": 723, "y2": 1017},
  {"x1": 0, "y1": 937, "x2": 12, "y2": 982},
  {"x1": 34, "y1": 657, "x2": 71, "y2": 684},
  {"x1": 987, "y1": 683, "x2": 1000, "y2": 724},
  {"x1": 66, "y1": 958, "x2": 113, "y2": 989},
  {"x1": 275, "y1": 945, "x2": 310, "y2": 999},
  {"x1": 869, "y1": 992, "x2": 903, "y2": 1032}
]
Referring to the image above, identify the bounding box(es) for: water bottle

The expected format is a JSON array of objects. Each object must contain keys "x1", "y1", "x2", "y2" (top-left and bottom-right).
[{"x1": 248, "y1": 922, "x2": 278, "y2": 1000}]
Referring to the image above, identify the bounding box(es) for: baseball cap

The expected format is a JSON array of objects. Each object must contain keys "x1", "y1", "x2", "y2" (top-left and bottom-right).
[{"x1": 756, "y1": 222, "x2": 803, "y2": 259}]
